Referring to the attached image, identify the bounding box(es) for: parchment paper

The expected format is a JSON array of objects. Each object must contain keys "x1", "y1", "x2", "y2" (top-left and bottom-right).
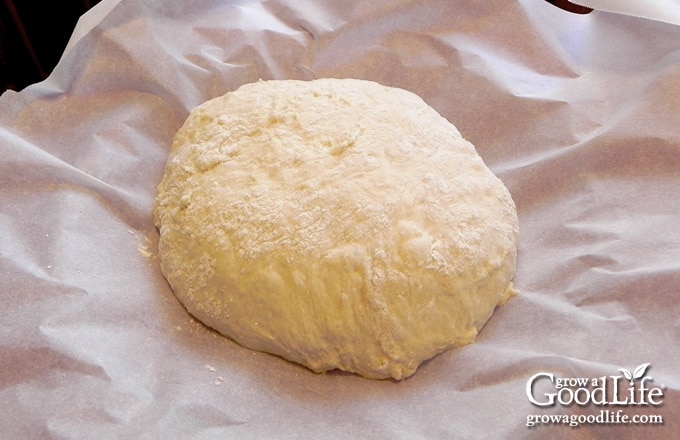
[
  {"x1": 2, "y1": 0, "x2": 679, "y2": 439},
  {"x1": 575, "y1": 0, "x2": 680, "y2": 26}
]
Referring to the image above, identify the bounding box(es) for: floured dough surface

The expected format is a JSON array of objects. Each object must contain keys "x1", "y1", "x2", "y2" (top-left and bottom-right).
[{"x1": 153, "y1": 78, "x2": 519, "y2": 380}]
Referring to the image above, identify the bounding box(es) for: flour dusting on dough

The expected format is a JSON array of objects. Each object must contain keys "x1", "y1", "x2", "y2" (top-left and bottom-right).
[{"x1": 153, "y1": 78, "x2": 519, "y2": 380}]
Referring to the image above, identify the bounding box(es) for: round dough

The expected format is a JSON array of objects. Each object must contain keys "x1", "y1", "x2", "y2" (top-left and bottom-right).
[{"x1": 153, "y1": 78, "x2": 518, "y2": 380}]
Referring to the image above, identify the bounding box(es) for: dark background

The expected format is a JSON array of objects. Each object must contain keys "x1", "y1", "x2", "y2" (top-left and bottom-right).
[{"x1": 0, "y1": 0, "x2": 102, "y2": 93}]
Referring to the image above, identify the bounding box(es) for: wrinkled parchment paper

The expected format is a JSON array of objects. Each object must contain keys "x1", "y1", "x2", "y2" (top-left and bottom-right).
[
  {"x1": 2, "y1": 0, "x2": 679, "y2": 438},
  {"x1": 575, "y1": 0, "x2": 680, "y2": 26}
]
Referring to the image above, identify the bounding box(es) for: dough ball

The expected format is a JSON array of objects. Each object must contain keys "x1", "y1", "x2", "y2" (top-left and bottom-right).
[{"x1": 153, "y1": 78, "x2": 518, "y2": 380}]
